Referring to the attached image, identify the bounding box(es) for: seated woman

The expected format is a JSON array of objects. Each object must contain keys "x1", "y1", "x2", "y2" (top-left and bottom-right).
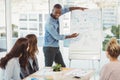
[
  {"x1": 0, "y1": 38, "x2": 29, "y2": 80},
  {"x1": 20, "y1": 34, "x2": 39, "y2": 79},
  {"x1": 100, "y1": 38, "x2": 120, "y2": 80}
]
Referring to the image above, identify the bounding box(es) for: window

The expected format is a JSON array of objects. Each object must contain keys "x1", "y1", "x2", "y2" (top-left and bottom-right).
[
  {"x1": 0, "y1": 0, "x2": 6, "y2": 52},
  {"x1": 11, "y1": 0, "x2": 49, "y2": 46},
  {"x1": 102, "y1": 1, "x2": 119, "y2": 50}
]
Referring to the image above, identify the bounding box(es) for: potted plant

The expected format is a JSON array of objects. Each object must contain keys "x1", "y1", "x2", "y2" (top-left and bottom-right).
[{"x1": 52, "y1": 63, "x2": 62, "y2": 72}]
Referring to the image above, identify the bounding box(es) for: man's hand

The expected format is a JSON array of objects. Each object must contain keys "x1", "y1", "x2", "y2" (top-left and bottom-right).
[
  {"x1": 80, "y1": 7, "x2": 88, "y2": 11},
  {"x1": 65, "y1": 33, "x2": 79, "y2": 39},
  {"x1": 70, "y1": 33, "x2": 79, "y2": 38},
  {"x1": 69, "y1": 7, "x2": 88, "y2": 11}
]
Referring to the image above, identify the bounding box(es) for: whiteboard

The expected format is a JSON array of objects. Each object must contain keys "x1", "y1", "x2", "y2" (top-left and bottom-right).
[{"x1": 69, "y1": 9, "x2": 102, "y2": 60}]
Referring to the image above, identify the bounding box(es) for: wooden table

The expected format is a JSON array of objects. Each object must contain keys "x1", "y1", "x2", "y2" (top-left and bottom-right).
[{"x1": 23, "y1": 67, "x2": 94, "y2": 80}]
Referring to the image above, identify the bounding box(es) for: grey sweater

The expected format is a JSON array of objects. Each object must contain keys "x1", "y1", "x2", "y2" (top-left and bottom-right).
[{"x1": 100, "y1": 62, "x2": 120, "y2": 80}]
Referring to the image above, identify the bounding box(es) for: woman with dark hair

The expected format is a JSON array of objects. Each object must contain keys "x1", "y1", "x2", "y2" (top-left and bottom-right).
[
  {"x1": 0, "y1": 38, "x2": 29, "y2": 80},
  {"x1": 20, "y1": 34, "x2": 39, "y2": 78},
  {"x1": 100, "y1": 38, "x2": 120, "y2": 80}
]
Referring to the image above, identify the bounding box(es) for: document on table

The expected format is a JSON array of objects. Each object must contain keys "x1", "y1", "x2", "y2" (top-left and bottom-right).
[{"x1": 65, "y1": 69, "x2": 93, "y2": 78}]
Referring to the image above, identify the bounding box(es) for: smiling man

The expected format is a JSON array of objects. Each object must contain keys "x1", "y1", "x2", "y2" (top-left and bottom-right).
[{"x1": 43, "y1": 4, "x2": 87, "y2": 67}]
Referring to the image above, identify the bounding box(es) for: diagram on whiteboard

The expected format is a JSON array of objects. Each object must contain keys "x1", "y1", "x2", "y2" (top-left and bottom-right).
[{"x1": 69, "y1": 9, "x2": 102, "y2": 55}]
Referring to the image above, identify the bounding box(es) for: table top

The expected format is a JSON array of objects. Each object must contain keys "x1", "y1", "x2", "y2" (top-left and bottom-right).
[{"x1": 23, "y1": 67, "x2": 94, "y2": 80}]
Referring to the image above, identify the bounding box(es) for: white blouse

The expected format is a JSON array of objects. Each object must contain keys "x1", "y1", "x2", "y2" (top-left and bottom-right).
[{"x1": 3, "y1": 58, "x2": 21, "y2": 80}]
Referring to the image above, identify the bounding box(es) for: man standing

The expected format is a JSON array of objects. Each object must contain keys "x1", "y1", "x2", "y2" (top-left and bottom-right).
[{"x1": 43, "y1": 4, "x2": 87, "y2": 67}]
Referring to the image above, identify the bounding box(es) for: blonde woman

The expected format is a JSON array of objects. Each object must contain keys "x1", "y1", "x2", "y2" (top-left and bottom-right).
[
  {"x1": 100, "y1": 38, "x2": 120, "y2": 80},
  {"x1": 20, "y1": 34, "x2": 39, "y2": 79}
]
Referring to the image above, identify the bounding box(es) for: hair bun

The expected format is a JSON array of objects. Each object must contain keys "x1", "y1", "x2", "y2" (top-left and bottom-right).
[{"x1": 109, "y1": 38, "x2": 118, "y2": 45}]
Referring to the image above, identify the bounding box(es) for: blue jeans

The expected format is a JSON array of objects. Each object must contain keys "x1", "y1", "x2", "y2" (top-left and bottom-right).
[{"x1": 43, "y1": 47, "x2": 66, "y2": 67}]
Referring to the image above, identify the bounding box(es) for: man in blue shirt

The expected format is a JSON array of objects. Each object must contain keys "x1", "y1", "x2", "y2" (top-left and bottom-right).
[{"x1": 43, "y1": 4, "x2": 87, "y2": 67}]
